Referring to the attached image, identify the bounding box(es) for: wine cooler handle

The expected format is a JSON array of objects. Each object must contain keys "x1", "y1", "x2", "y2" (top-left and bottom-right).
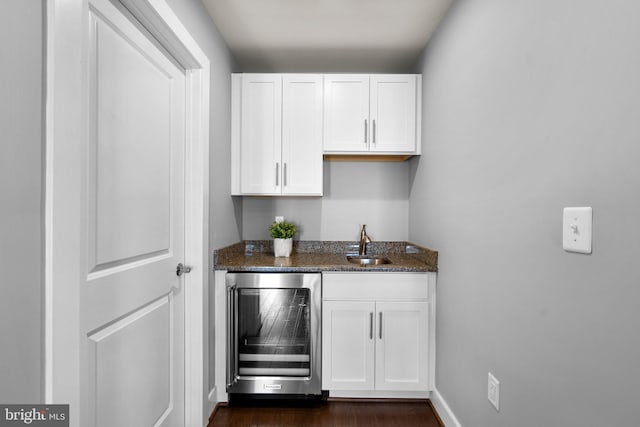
[{"x1": 226, "y1": 285, "x2": 236, "y2": 389}]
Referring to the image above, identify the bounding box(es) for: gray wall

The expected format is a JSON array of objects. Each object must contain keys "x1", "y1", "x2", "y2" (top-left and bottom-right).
[
  {"x1": 0, "y1": 0, "x2": 43, "y2": 403},
  {"x1": 0, "y1": 0, "x2": 234, "y2": 410},
  {"x1": 164, "y1": 0, "x2": 240, "y2": 249},
  {"x1": 410, "y1": 0, "x2": 640, "y2": 425},
  {"x1": 242, "y1": 161, "x2": 409, "y2": 241},
  {"x1": 161, "y1": 0, "x2": 238, "y2": 412}
]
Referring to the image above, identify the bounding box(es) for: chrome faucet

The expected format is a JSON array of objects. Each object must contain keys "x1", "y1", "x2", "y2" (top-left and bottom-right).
[{"x1": 359, "y1": 224, "x2": 371, "y2": 256}]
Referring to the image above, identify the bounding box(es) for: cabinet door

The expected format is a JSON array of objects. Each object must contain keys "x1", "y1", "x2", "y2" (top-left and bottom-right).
[
  {"x1": 323, "y1": 75, "x2": 370, "y2": 152},
  {"x1": 375, "y1": 301, "x2": 429, "y2": 391},
  {"x1": 282, "y1": 75, "x2": 323, "y2": 195},
  {"x1": 240, "y1": 74, "x2": 282, "y2": 194},
  {"x1": 369, "y1": 75, "x2": 417, "y2": 153},
  {"x1": 322, "y1": 301, "x2": 375, "y2": 390}
]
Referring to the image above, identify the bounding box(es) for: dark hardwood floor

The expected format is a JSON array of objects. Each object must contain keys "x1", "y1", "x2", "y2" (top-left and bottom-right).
[{"x1": 208, "y1": 399, "x2": 443, "y2": 427}]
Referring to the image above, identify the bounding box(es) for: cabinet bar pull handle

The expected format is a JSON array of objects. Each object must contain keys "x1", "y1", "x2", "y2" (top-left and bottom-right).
[
  {"x1": 364, "y1": 119, "x2": 368, "y2": 143},
  {"x1": 370, "y1": 312, "x2": 374, "y2": 340},
  {"x1": 373, "y1": 119, "x2": 376, "y2": 144},
  {"x1": 379, "y1": 312, "x2": 383, "y2": 339},
  {"x1": 284, "y1": 163, "x2": 287, "y2": 186},
  {"x1": 275, "y1": 162, "x2": 279, "y2": 186}
]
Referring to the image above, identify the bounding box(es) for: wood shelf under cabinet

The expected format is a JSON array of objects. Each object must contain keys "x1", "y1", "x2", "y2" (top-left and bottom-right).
[{"x1": 323, "y1": 154, "x2": 414, "y2": 162}]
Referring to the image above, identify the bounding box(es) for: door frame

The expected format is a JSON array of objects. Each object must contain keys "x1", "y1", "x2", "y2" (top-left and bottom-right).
[{"x1": 44, "y1": 1, "x2": 211, "y2": 426}]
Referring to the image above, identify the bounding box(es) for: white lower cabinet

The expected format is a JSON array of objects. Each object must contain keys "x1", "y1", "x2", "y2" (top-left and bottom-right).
[
  {"x1": 375, "y1": 301, "x2": 429, "y2": 390},
  {"x1": 322, "y1": 273, "x2": 434, "y2": 396},
  {"x1": 322, "y1": 301, "x2": 376, "y2": 390}
]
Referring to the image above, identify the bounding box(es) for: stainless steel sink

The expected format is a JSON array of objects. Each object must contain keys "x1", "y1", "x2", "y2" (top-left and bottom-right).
[{"x1": 346, "y1": 256, "x2": 392, "y2": 266}]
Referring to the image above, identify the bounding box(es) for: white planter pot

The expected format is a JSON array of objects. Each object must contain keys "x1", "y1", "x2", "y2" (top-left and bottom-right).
[{"x1": 273, "y1": 238, "x2": 293, "y2": 257}]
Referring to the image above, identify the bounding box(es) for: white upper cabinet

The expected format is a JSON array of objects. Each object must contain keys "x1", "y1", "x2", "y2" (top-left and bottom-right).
[
  {"x1": 231, "y1": 73, "x2": 421, "y2": 195},
  {"x1": 281, "y1": 75, "x2": 324, "y2": 195},
  {"x1": 369, "y1": 75, "x2": 418, "y2": 153},
  {"x1": 232, "y1": 73, "x2": 323, "y2": 196},
  {"x1": 239, "y1": 74, "x2": 282, "y2": 195},
  {"x1": 323, "y1": 74, "x2": 421, "y2": 155},
  {"x1": 323, "y1": 75, "x2": 371, "y2": 152}
]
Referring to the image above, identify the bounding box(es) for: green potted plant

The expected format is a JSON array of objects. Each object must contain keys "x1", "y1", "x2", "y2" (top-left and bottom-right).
[{"x1": 269, "y1": 220, "x2": 297, "y2": 257}]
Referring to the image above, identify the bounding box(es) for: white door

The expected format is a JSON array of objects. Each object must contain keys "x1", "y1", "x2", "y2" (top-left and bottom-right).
[
  {"x1": 240, "y1": 74, "x2": 282, "y2": 195},
  {"x1": 323, "y1": 74, "x2": 370, "y2": 152},
  {"x1": 375, "y1": 301, "x2": 429, "y2": 391},
  {"x1": 83, "y1": 1, "x2": 185, "y2": 425},
  {"x1": 369, "y1": 75, "x2": 417, "y2": 153},
  {"x1": 322, "y1": 301, "x2": 375, "y2": 390},
  {"x1": 282, "y1": 74, "x2": 323, "y2": 195}
]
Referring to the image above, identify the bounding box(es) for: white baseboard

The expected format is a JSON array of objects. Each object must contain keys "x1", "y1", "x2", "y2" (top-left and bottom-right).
[
  {"x1": 205, "y1": 387, "x2": 218, "y2": 424},
  {"x1": 430, "y1": 388, "x2": 462, "y2": 427},
  {"x1": 208, "y1": 386, "x2": 217, "y2": 403}
]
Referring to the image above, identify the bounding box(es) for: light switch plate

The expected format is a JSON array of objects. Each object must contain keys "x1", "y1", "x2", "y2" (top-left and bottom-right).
[{"x1": 563, "y1": 207, "x2": 592, "y2": 254}]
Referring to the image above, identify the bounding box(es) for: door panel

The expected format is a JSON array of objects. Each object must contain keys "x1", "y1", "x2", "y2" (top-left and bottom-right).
[
  {"x1": 322, "y1": 301, "x2": 375, "y2": 390},
  {"x1": 323, "y1": 75, "x2": 370, "y2": 152},
  {"x1": 84, "y1": 1, "x2": 185, "y2": 425},
  {"x1": 240, "y1": 74, "x2": 282, "y2": 194},
  {"x1": 282, "y1": 75, "x2": 323, "y2": 195},
  {"x1": 369, "y1": 75, "x2": 417, "y2": 153},
  {"x1": 375, "y1": 301, "x2": 429, "y2": 391},
  {"x1": 89, "y1": 11, "x2": 173, "y2": 270},
  {"x1": 88, "y1": 297, "x2": 172, "y2": 427}
]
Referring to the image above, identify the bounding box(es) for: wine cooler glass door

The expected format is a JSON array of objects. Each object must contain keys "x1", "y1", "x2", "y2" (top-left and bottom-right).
[
  {"x1": 226, "y1": 272, "x2": 321, "y2": 396},
  {"x1": 237, "y1": 288, "x2": 311, "y2": 377}
]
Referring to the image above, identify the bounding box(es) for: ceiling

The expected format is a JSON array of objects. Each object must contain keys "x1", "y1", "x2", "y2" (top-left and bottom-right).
[{"x1": 202, "y1": 0, "x2": 453, "y2": 72}]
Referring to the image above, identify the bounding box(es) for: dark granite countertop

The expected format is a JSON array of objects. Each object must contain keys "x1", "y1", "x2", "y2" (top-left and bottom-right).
[{"x1": 213, "y1": 240, "x2": 438, "y2": 273}]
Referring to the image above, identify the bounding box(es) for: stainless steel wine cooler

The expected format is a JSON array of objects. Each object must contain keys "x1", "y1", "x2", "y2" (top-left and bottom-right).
[{"x1": 226, "y1": 272, "x2": 322, "y2": 397}]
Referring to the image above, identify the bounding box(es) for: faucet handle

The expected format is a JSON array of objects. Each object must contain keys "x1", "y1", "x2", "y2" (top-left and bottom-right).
[
  {"x1": 358, "y1": 224, "x2": 371, "y2": 256},
  {"x1": 360, "y1": 224, "x2": 371, "y2": 243}
]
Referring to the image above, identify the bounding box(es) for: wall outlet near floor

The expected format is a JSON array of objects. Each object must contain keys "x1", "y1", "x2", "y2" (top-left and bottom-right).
[
  {"x1": 488, "y1": 372, "x2": 500, "y2": 411},
  {"x1": 275, "y1": 216, "x2": 284, "y2": 223}
]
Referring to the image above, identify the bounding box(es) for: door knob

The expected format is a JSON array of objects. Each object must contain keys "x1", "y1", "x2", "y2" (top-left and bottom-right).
[{"x1": 176, "y1": 263, "x2": 192, "y2": 276}]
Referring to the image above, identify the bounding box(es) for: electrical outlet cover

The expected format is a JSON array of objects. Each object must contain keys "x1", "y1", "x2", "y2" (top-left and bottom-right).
[{"x1": 563, "y1": 207, "x2": 592, "y2": 254}]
